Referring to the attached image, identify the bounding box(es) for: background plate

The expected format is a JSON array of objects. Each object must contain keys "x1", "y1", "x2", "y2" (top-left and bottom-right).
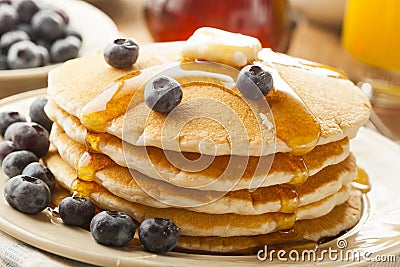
[
  {"x1": 0, "y1": 89, "x2": 400, "y2": 266},
  {"x1": 0, "y1": 0, "x2": 119, "y2": 98}
]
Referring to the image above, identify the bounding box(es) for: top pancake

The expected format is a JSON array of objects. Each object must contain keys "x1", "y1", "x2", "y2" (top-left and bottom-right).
[{"x1": 47, "y1": 40, "x2": 370, "y2": 156}]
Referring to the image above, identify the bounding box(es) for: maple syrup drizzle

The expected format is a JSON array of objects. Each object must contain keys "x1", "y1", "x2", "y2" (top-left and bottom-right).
[{"x1": 352, "y1": 168, "x2": 371, "y2": 193}]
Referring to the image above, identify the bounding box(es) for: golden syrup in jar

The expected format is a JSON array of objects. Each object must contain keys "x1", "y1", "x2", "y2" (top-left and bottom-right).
[{"x1": 353, "y1": 167, "x2": 371, "y2": 193}]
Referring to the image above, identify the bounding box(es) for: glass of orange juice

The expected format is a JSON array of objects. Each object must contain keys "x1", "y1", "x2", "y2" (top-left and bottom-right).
[
  {"x1": 342, "y1": 0, "x2": 400, "y2": 108},
  {"x1": 342, "y1": 0, "x2": 400, "y2": 72}
]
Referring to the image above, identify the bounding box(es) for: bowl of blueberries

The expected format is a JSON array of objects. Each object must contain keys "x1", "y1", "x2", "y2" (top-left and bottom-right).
[{"x1": 0, "y1": 0, "x2": 119, "y2": 98}]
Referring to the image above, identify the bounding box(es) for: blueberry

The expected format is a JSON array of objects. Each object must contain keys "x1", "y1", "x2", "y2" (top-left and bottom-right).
[
  {"x1": 0, "y1": 0, "x2": 12, "y2": 5},
  {"x1": 64, "y1": 27, "x2": 82, "y2": 41},
  {"x1": 9, "y1": 122, "x2": 49, "y2": 158},
  {"x1": 29, "y1": 97, "x2": 52, "y2": 132},
  {"x1": 0, "y1": 111, "x2": 26, "y2": 137},
  {"x1": 50, "y1": 36, "x2": 80, "y2": 63},
  {"x1": 31, "y1": 9, "x2": 66, "y2": 42},
  {"x1": 0, "y1": 30, "x2": 30, "y2": 52},
  {"x1": 36, "y1": 45, "x2": 49, "y2": 66},
  {"x1": 17, "y1": 23, "x2": 37, "y2": 40},
  {"x1": 22, "y1": 162, "x2": 55, "y2": 192},
  {"x1": 4, "y1": 175, "x2": 50, "y2": 214},
  {"x1": 35, "y1": 38, "x2": 51, "y2": 51},
  {"x1": 13, "y1": 0, "x2": 39, "y2": 23},
  {"x1": 0, "y1": 141, "x2": 19, "y2": 163},
  {"x1": 2, "y1": 150, "x2": 38, "y2": 178},
  {"x1": 139, "y1": 218, "x2": 179, "y2": 253},
  {"x1": 59, "y1": 197, "x2": 95, "y2": 226},
  {"x1": 144, "y1": 76, "x2": 183, "y2": 113},
  {"x1": 236, "y1": 65, "x2": 274, "y2": 99},
  {"x1": 90, "y1": 211, "x2": 136, "y2": 247},
  {"x1": 103, "y1": 38, "x2": 139, "y2": 69},
  {"x1": 0, "y1": 53, "x2": 7, "y2": 69},
  {"x1": 7, "y1": 40, "x2": 42, "y2": 69},
  {"x1": 52, "y1": 8, "x2": 69, "y2": 25},
  {"x1": 0, "y1": 5, "x2": 18, "y2": 35},
  {"x1": 4, "y1": 121, "x2": 25, "y2": 141}
]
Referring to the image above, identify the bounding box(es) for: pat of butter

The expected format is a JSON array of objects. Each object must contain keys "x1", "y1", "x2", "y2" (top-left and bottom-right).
[{"x1": 182, "y1": 27, "x2": 262, "y2": 68}]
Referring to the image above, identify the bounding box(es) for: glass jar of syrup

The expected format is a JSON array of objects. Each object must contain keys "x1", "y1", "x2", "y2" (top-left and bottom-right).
[{"x1": 144, "y1": 0, "x2": 290, "y2": 52}]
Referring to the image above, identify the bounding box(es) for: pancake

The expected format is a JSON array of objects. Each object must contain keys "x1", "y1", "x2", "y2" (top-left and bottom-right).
[
  {"x1": 47, "y1": 42, "x2": 370, "y2": 156},
  {"x1": 49, "y1": 123, "x2": 357, "y2": 215},
  {"x1": 176, "y1": 188, "x2": 362, "y2": 254},
  {"x1": 45, "y1": 149, "x2": 361, "y2": 240},
  {"x1": 46, "y1": 103, "x2": 352, "y2": 191}
]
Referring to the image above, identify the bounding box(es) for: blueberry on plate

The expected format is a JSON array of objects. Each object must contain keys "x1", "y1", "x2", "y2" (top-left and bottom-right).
[
  {"x1": 0, "y1": 141, "x2": 19, "y2": 163},
  {"x1": 103, "y1": 38, "x2": 139, "y2": 69},
  {"x1": 7, "y1": 40, "x2": 42, "y2": 69},
  {"x1": 13, "y1": 0, "x2": 39, "y2": 23},
  {"x1": 139, "y1": 217, "x2": 179, "y2": 253},
  {"x1": 50, "y1": 35, "x2": 80, "y2": 63},
  {"x1": 29, "y1": 97, "x2": 52, "y2": 132},
  {"x1": 9, "y1": 122, "x2": 49, "y2": 158},
  {"x1": 4, "y1": 121, "x2": 25, "y2": 141},
  {"x1": 22, "y1": 162, "x2": 55, "y2": 192},
  {"x1": 16, "y1": 23, "x2": 36, "y2": 40},
  {"x1": 236, "y1": 64, "x2": 273, "y2": 99},
  {"x1": 0, "y1": 4, "x2": 18, "y2": 35},
  {"x1": 0, "y1": 111, "x2": 26, "y2": 137},
  {"x1": 0, "y1": 0, "x2": 12, "y2": 5},
  {"x1": 0, "y1": 30, "x2": 30, "y2": 52},
  {"x1": 52, "y1": 8, "x2": 69, "y2": 25},
  {"x1": 90, "y1": 211, "x2": 136, "y2": 247},
  {"x1": 4, "y1": 175, "x2": 50, "y2": 214},
  {"x1": 64, "y1": 27, "x2": 82, "y2": 41},
  {"x1": 31, "y1": 9, "x2": 66, "y2": 42},
  {"x1": 0, "y1": 53, "x2": 7, "y2": 70},
  {"x1": 144, "y1": 76, "x2": 183, "y2": 113},
  {"x1": 36, "y1": 45, "x2": 50, "y2": 66},
  {"x1": 59, "y1": 196, "x2": 95, "y2": 226},
  {"x1": 2, "y1": 150, "x2": 38, "y2": 178}
]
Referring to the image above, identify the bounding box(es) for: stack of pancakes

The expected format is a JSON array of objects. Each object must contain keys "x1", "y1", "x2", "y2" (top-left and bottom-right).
[{"x1": 44, "y1": 39, "x2": 371, "y2": 254}]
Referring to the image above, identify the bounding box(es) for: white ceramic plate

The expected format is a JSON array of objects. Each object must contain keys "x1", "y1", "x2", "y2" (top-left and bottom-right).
[
  {"x1": 0, "y1": 90, "x2": 400, "y2": 267},
  {"x1": 0, "y1": 0, "x2": 119, "y2": 98}
]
